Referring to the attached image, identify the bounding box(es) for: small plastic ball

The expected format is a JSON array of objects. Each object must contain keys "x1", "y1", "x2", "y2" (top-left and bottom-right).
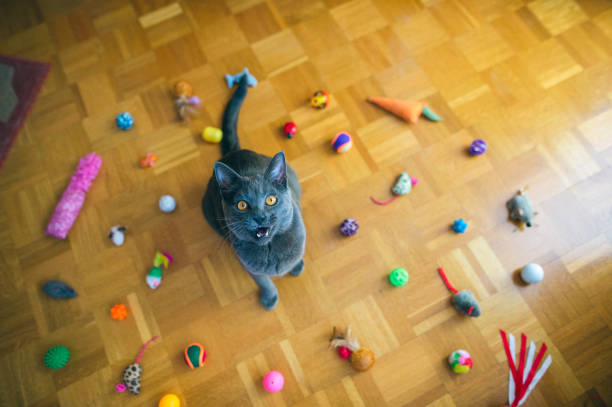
[
  {"x1": 337, "y1": 346, "x2": 352, "y2": 359},
  {"x1": 116, "y1": 112, "x2": 134, "y2": 130},
  {"x1": 158, "y1": 393, "x2": 181, "y2": 407},
  {"x1": 340, "y1": 218, "x2": 359, "y2": 236},
  {"x1": 184, "y1": 343, "x2": 207, "y2": 369},
  {"x1": 44, "y1": 346, "x2": 70, "y2": 369},
  {"x1": 331, "y1": 132, "x2": 352, "y2": 153},
  {"x1": 389, "y1": 267, "x2": 409, "y2": 287},
  {"x1": 283, "y1": 122, "x2": 297, "y2": 138},
  {"x1": 311, "y1": 90, "x2": 329, "y2": 109},
  {"x1": 159, "y1": 195, "x2": 177, "y2": 213},
  {"x1": 448, "y1": 350, "x2": 473, "y2": 373},
  {"x1": 521, "y1": 263, "x2": 544, "y2": 284},
  {"x1": 202, "y1": 126, "x2": 223, "y2": 143},
  {"x1": 350, "y1": 347, "x2": 375, "y2": 372},
  {"x1": 469, "y1": 139, "x2": 487, "y2": 155},
  {"x1": 263, "y1": 370, "x2": 284, "y2": 393}
]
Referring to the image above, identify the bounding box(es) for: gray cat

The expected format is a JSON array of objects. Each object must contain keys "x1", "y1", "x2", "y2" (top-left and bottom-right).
[{"x1": 202, "y1": 75, "x2": 306, "y2": 310}]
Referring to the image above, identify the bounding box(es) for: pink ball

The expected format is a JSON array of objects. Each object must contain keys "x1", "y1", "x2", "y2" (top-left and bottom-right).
[{"x1": 263, "y1": 370, "x2": 284, "y2": 393}]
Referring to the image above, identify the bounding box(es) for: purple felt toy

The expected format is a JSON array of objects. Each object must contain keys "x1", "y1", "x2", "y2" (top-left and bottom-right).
[
  {"x1": 340, "y1": 218, "x2": 359, "y2": 236},
  {"x1": 46, "y1": 153, "x2": 102, "y2": 239}
]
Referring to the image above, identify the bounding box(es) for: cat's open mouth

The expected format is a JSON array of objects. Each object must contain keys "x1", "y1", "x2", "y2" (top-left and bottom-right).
[{"x1": 255, "y1": 227, "x2": 270, "y2": 239}]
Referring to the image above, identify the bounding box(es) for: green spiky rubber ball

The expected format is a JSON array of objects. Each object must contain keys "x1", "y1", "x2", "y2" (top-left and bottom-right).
[{"x1": 44, "y1": 346, "x2": 70, "y2": 369}]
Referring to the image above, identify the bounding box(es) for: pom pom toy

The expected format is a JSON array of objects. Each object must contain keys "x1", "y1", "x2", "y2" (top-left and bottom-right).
[
  {"x1": 202, "y1": 126, "x2": 223, "y2": 143},
  {"x1": 370, "y1": 171, "x2": 418, "y2": 205},
  {"x1": 507, "y1": 188, "x2": 536, "y2": 228},
  {"x1": 119, "y1": 336, "x2": 158, "y2": 395},
  {"x1": 159, "y1": 394, "x2": 181, "y2": 407},
  {"x1": 263, "y1": 370, "x2": 284, "y2": 393},
  {"x1": 448, "y1": 350, "x2": 473, "y2": 373},
  {"x1": 43, "y1": 280, "x2": 77, "y2": 299},
  {"x1": 337, "y1": 346, "x2": 352, "y2": 359},
  {"x1": 330, "y1": 326, "x2": 375, "y2": 372},
  {"x1": 139, "y1": 153, "x2": 157, "y2": 168},
  {"x1": 46, "y1": 153, "x2": 102, "y2": 239},
  {"x1": 44, "y1": 346, "x2": 70, "y2": 369},
  {"x1": 520, "y1": 263, "x2": 544, "y2": 284},
  {"x1": 110, "y1": 304, "x2": 128, "y2": 320},
  {"x1": 159, "y1": 195, "x2": 177, "y2": 213},
  {"x1": 184, "y1": 343, "x2": 206, "y2": 369},
  {"x1": 331, "y1": 132, "x2": 352, "y2": 153},
  {"x1": 469, "y1": 139, "x2": 487, "y2": 155},
  {"x1": 115, "y1": 383, "x2": 126, "y2": 393},
  {"x1": 452, "y1": 218, "x2": 468, "y2": 233},
  {"x1": 389, "y1": 267, "x2": 409, "y2": 287},
  {"x1": 173, "y1": 80, "x2": 201, "y2": 122},
  {"x1": 146, "y1": 251, "x2": 173, "y2": 290},
  {"x1": 283, "y1": 122, "x2": 297, "y2": 138},
  {"x1": 500, "y1": 330, "x2": 552, "y2": 407},
  {"x1": 116, "y1": 112, "x2": 134, "y2": 130},
  {"x1": 225, "y1": 67, "x2": 257, "y2": 88},
  {"x1": 437, "y1": 267, "x2": 481, "y2": 317},
  {"x1": 339, "y1": 218, "x2": 359, "y2": 236},
  {"x1": 367, "y1": 97, "x2": 442, "y2": 124},
  {"x1": 108, "y1": 225, "x2": 126, "y2": 246},
  {"x1": 311, "y1": 90, "x2": 329, "y2": 109}
]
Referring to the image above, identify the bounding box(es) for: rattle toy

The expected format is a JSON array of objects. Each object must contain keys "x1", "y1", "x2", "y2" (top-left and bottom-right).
[
  {"x1": 368, "y1": 96, "x2": 442, "y2": 123},
  {"x1": 46, "y1": 153, "x2": 102, "y2": 239},
  {"x1": 370, "y1": 171, "x2": 417, "y2": 205},
  {"x1": 437, "y1": 267, "x2": 481, "y2": 317}
]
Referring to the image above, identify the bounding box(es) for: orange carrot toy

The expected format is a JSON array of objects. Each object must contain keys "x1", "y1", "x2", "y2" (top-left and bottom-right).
[{"x1": 367, "y1": 97, "x2": 442, "y2": 124}]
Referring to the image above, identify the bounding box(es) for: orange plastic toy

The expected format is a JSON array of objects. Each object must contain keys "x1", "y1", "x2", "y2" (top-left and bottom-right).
[
  {"x1": 139, "y1": 153, "x2": 158, "y2": 168},
  {"x1": 368, "y1": 97, "x2": 425, "y2": 124},
  {"x1": 110, "y1": 304, "x2": 128, "y2": 320}
]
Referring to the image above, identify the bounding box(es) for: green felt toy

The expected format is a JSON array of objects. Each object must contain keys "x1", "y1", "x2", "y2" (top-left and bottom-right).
[
  {"x1": 44, "y1": 346, "x2": 70, "y2": 369},
  {"x1": 392, "y1": 172, "x2": 412, "y2": 196}
]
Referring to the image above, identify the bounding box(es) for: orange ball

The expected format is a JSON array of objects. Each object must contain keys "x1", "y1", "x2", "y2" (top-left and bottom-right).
[
  {"x1": 174, "y1": 81, "x2": 193, "y2": 98},
  {"x1": 350, "y1": 347, "x2": 375, "y2": 372},
  {"x1": 159, "y1": 394, "x2": 180, "y2": 407},
  {"x1": 110, "y1": 304, "x2": 128, "y2": 320}
]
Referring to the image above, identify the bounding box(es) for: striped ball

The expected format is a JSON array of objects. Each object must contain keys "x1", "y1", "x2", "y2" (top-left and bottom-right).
[
  {"x1": 469, "y1": 139, "x2": 487, "y2": 155},
  {"x1": 331, "y1": 132, "x2": 353, "y2": 153},
  {"x1": 184, "y1": 343, "x2": 206, "y2": 369}
]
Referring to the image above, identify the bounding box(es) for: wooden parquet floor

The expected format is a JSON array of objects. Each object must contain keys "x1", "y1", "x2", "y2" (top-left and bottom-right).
[{"x1": 1, "y1": 0, "x2": 612, "y2": 406}]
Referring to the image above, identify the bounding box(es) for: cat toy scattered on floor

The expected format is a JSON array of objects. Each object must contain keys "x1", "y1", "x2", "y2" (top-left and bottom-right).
[
  {"x1": 370, "y1": 171, "x2": 418, "y2": 205},
  {"x1": 329, "y1": 326, "x2": 375, "y2": 372},
  {"x1": 368, "y1": 96, "x2": 442, "y2": 124},
  {"x1": 146, "y1": 251, "x2": 173, "y2": 289},
  {"x1": 173, "y1": 80, "x2": 201, "y2": 122},
  {"x1": 437, "y1": 267, "x2": 481, "y2": 317},
  {"x1": 507, "y1": 188, "x2": 536, "y2": 229},
  {"x1": 117, "y1": 336, "x2": 158, "y2": 395},
  {"x1": 499, "y1": 330, "x2": 551, "y2": 407}
]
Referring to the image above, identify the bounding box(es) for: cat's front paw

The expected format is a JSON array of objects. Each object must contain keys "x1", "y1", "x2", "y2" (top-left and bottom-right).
[
  {"x1": 290, "y1": 259, "x2": 304, "y2": 276},
  {"x1": 260, "y1": 290, "x2": 279, "y2": 310}
]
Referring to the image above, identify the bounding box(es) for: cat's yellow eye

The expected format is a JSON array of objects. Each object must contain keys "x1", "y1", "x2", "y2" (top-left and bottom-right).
[
  {"x1": 237, "y1": 200, "x2": 248, "y2": 210},
  {"x1": 265, "y1": 195, "x2": 278, "y2": 206}
]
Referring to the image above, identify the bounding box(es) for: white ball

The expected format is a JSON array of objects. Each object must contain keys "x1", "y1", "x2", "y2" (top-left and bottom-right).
[
  {"x1": 159, "y1": 195, "x2": 177, "y2": 213},
  {"x1": 521, "y1": 263, "x2": 544, "y2": 284}
]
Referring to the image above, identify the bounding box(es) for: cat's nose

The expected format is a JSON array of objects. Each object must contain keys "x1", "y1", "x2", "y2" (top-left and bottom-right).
[{"x1": 253, "y1": 216, "x2": 265, "y2": 225}]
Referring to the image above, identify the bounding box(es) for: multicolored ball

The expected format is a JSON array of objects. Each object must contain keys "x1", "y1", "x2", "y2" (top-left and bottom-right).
[
  {"x1": 448, "y1": 349, "x2": 473, "y2": 373},
  {"x1": 116, "y1": 112, "x2": 134, "y2": 130},
  {"x1": 184, "y1": 343, "x2": 207, "y2": 369},
  {"x1": 311, "y1": 90, "x2": 329, "y2": 109},
  {"x1": 340, "y1": 218, "x2": 359, "y2": 236},
  {"x1": 332, "y1": 132, "x2": 352, "y2": 153},
  {"x1": 469, "y1": 139, "x2": 487, "y2": 155}
]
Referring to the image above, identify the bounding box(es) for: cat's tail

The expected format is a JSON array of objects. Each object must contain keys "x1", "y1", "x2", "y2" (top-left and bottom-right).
[{"x1": 221, "y1": 75, "x2": 248, "y2": 156}]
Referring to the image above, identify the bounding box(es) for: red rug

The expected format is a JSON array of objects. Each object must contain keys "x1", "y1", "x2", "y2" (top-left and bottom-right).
[{"x1": 0, "y1": 54, "x2": 50, "y2": 170}]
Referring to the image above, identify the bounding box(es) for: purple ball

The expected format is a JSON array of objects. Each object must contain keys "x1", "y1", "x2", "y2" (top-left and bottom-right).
[
  {"x1": 340, "y1": 218, "x2": 359, "y2": 236},
  {"x1": 469, "y1": 139, "x2": 487, "y2": 155}
]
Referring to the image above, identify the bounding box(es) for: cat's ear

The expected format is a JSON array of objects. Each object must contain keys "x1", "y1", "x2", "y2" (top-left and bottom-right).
[
  {"x1": 214, "y1": 162, "x2": 243, "y2": 193},
  {"x1": 264, "y1": 151, "x2": 287, "y2": 188}
]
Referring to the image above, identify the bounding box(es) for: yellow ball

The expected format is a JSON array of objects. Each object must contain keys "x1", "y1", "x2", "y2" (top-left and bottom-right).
[
  {"x1": 159, "y1": 394, "x2": 180, "y2": 407},
  {"x1": 202, "y1": 126, "x2": 223, "y2": 143}
]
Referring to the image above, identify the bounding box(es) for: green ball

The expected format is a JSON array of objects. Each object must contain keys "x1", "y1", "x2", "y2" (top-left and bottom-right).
[
  {"x1": 44, "y1": 346, "x2": 70, "y2": 369},
  {"x1": 389, "y1": 268, "x2": 409, "y2": 287}
]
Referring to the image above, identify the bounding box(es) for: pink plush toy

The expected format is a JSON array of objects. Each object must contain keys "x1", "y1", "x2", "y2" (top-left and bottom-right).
[{"x1": 46, "y1": 153, "x2": 102, "y2": 239}]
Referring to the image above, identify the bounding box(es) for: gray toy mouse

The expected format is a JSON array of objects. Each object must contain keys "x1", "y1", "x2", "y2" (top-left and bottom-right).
[{"x1": 507, "y1": 188, "x2": 536, "y2": 228}]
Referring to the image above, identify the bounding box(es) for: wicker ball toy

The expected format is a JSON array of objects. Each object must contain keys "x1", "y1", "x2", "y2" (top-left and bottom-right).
[
  {"x1": 350, "y1": 347, "x2": 375, "y2": 372},
  {"x1": 116, "y1": 112, "x2": 134, "y2": 130}
]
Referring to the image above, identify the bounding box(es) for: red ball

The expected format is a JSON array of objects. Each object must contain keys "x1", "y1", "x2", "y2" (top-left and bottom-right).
[
  {"x1": 337, "y1": 346, "x2": 352, "y2": 359},
  {"x1": 283, "y1": 122, "x2": 297, "y2": 138}
]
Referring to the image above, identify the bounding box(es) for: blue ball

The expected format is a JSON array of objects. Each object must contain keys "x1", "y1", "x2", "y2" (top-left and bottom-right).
[
  {"x1": 116, "y1": 112, "x2": 134, "y2": 130},
  {"x1": 469, "y1": 139, "x2": 487, "y2": 155}
]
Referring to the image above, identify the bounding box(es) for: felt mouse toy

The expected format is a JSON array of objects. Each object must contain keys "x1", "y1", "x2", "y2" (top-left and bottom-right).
[
  {"x1": 117, "y1": 336, "x2": 158, "y2": 395},
  {"x1": 507, "y1": 188, "x2": 536, "y2": 228},
  {"x1": 437, "y1": 267, "x2": 481, "y2": 317}
]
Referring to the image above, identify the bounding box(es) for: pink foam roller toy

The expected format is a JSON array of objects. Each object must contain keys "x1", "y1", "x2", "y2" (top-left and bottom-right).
[{"x1": 46, "y1": 153, "x2": 102, "y2": 239}]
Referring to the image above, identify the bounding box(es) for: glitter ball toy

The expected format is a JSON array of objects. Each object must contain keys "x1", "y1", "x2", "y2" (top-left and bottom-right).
[
  {"x1": 389, "y1": 267, "x2": 409, "y2": 287},
  {"x1": 116, "y1": 112, "x2": 134, "y2": 130},
  {"x1": 469, "y1": 139, "x2": 487, "y2": 155},
  {"x1": 331, "y1": 132, "x2": 352, "y2": 153},
  {"x1": 283, "y1": 122, "x2": 297, "y2": 138},
  {"x1": 184, "y1": 343, "x2": 207, "y2": 369},
  {"x1": 311, "y1": 90, "x2": 329, "y2": 109},
  {"x1": 448, "y1": 349, "x2": 473, "y2": 373},
  {"x1": 263, "y1": 370, "x2": 284, "y2": 393},
  {"x1": 340, "y1": 218, "x2": 359, "y2": 236}
]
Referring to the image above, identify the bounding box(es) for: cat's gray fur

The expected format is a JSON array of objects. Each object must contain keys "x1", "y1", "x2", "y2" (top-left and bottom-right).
[{"x1": 202, "y1": 76, "x2": 306, "y2": 310}]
